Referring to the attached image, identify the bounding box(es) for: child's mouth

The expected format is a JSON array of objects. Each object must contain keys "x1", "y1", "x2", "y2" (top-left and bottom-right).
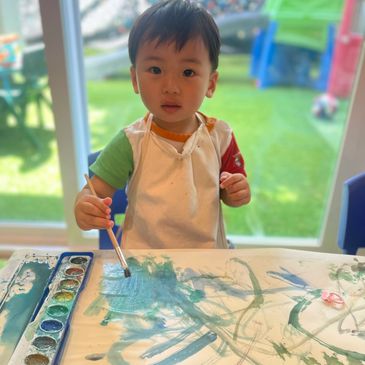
[{"x1": 161, "y1": 104, "x2": 181, "y2": 113}]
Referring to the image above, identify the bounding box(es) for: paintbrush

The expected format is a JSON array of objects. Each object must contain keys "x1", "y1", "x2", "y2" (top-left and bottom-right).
[{"x1": 84, "y1": 174, "x2": 131, "y2": 278}]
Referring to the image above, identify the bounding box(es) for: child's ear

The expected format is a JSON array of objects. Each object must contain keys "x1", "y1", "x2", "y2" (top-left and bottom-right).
[
  {"x1": 130, "y1": 66, "x2": 139, "y2": 94},
  {"x1": 206, "y1": 71, "x2": 218, "y2": 98}
]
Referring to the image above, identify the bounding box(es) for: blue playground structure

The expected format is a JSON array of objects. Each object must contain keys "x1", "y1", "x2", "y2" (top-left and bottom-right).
[{"x1": 250, "y1": 0, "x2": 344, "y2": 90}]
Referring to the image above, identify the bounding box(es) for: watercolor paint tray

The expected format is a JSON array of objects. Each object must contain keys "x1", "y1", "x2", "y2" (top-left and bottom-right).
[{"x1": 8, "y1": 252, "x2": 93, "y2": 365}]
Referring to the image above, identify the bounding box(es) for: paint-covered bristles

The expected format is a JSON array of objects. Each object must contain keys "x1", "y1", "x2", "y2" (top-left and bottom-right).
[{"x1": 124, "y1": 268, "x2": 132, "y2": 278}]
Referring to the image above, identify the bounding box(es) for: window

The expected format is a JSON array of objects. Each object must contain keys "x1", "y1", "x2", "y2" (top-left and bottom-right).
[
  {"x1": 1, "y1": 0, "x2": 365, "y2": 253},
  {"x1": 0, "y1": 0, "x2": 66, "y2": 248},
  {"x1": 77, "y1": 0, "x2": 365, "y2": 250}
]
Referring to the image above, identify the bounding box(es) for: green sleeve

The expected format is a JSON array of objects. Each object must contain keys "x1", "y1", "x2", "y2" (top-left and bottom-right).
[{"x1": 90, "y1": 129, "x2": 133, "y2": 189}]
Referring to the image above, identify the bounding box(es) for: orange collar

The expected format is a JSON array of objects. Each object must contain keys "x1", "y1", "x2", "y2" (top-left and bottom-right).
[{"x1": 144, "y1": 112, "x2": 216, "y2": 142}]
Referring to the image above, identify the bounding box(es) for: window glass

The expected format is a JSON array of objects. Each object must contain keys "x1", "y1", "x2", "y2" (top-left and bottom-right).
[
  {"x1": 81, "y1": 0, "x2": 364, "y2": 239},
  {"x1": 0, "y1": 0, "x2": 64, "y2": 222}
]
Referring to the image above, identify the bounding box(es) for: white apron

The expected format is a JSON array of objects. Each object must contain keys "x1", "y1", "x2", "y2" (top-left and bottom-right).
[{"x1": 122, "y1": 113, "x2": 228, "y2": 249}]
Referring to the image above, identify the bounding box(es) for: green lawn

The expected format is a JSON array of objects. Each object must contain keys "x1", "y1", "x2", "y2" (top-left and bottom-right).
[{"x1": 0, "y1": 53, "x2": 348, "y2": 237}]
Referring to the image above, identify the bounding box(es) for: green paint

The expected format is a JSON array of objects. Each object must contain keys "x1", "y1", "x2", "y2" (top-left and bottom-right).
[
  {"x1": 323, "y1": 353, "x2": 343, "y2": 365},
  {"x1": 46, "y1": 304, "x2": 69, "y2": 317},
  {"x1": 288, "y1": 290, "x2": 365, "y2": 361},
  {"x1": 329, "y1": 261, "x2": 365, "y2": 284},
  {"x1": 230, "y1": 258, "x2": 264, "y2": 341},
  {"x1": 272, "y1": 342, "x2": 291, "y2": 360},
  {"x1": 329, "y1": 270, "x2": 352, "y2": 282},
  {"x1": 347, "y1": 357, "x2": 365, "y2": 365},
  {"x1": 301, "y1": 356, "x2": 321, "y2": 365},
  {"x1": 85, "y1": 353, "x2": 105, "y2": 361},
  {"x1": 189, "y1": 289, "x2": 205, "y2": 303}
]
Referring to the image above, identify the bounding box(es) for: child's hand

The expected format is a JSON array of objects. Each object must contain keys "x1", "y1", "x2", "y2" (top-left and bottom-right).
[
  {"x1": 220, "y1": 172, "x2": 251, "y2": 207},
  {"x1": 74, "y1": 192, "x2": 114, "y2": 230}
]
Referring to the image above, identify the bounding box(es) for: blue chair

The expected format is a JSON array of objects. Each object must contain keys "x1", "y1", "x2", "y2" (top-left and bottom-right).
[
  {"x1": 338, "y1": 172, "x2": 365, "y2": 255},
  {"x1": 88, "y1": 151, "x2": 128, "y2": 250}
]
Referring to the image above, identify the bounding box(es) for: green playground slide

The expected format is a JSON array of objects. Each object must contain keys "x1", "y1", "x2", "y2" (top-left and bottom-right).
[{"x1": 263, "y1": 0, "x2": 344, "y2": 50}]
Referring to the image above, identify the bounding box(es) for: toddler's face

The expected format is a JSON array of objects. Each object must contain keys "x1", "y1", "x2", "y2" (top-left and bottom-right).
[{"x1": 130, "y1": 37, "x2": 218, "y2": 133}]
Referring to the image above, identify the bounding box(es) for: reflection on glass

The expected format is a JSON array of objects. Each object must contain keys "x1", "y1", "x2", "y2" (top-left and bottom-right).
[
  {"x1": 0, "y1": 1, "x2": 63, "y2": 222},
  {"x1": 83, "y1": 0, "x2": 364, "y2": 239}
]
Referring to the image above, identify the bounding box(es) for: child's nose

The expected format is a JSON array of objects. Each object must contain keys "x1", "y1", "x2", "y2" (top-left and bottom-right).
[{"x1": 162, "y1": 74, "x2": 180, "y2": 94}]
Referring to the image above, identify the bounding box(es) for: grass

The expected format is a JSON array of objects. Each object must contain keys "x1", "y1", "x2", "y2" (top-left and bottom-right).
[{"x1": 0, "y1": 53, "x2": 348, "y2": 237}]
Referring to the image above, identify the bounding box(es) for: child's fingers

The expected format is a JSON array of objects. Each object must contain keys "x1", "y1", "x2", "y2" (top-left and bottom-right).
[
  {"x1": 220, "y1": 173, "x2": 244, "y2": 189},
  {"x1": 86, "y1": 215, "x2": 114, "y2": 230},
  {"x1": 80, "y1": 199, "x2": 114, "y2": 229},
  {"x1": 84, "y1": 196, "x2": 111, "y2": 215},
  {"x1": 226, "y1": 179, "x2": 249, "y2": 194},
  {"x1": 220, "y1": 171, "x2": 231, "y2": 182},
  {"x1": 219, "y1": 172, "x2": 232, "y2": 188},
  {"x1": 82, "y1": 201, "x2": 109, "y2": 218}
]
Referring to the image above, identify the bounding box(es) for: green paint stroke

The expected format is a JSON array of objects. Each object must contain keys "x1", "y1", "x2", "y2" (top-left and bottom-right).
[
  {"x1": 323, "y1": 353, "x2": 343, "y2": 365},
  {"x1": 301, "y1": 356, "x2": 321, "y2": 365},
  {"x1": 272, "y1": 342, "x2": 291, "y2": 361},
  {"x1": 288, "y1": 290, "x2": 365, "y2": 362},
  {"x1": 347, "y1": 356, "x2": 365, "y2": 365},
  {"x1": 229, "y1": 258, "x2": 264, "y2": 341},
  {"x1": 329, "y1": 260, "x2": 365, "y2": 283}
]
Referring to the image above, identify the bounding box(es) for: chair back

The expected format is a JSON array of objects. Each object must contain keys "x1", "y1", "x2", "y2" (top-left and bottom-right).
[
  {"x1": 21, "y1": 43, "x2": 48, "y2": 82},
  {"x1": 88, "y1": 151, "x2": 128, "y2": 250},
  {"x1": 338, "y1": 172, "x2": 365, "y2": 254}
]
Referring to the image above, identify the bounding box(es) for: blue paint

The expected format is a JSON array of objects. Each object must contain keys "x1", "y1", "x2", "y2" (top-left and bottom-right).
[
  {"x1": 142, "y1": 325, "x2": 200, "y2": 359},
  {"x1": 40, "y1": 319, "x2": 63, "y2": 333},
  {"x1": 151, "y1": 331, "x2": 217, "y2": 365},
  {"x1": 85, "y1": 256, "x2": 365, "y2": 365},
  {"x1": 267, "y1": 267, "x2": 309, "y2": 288}
]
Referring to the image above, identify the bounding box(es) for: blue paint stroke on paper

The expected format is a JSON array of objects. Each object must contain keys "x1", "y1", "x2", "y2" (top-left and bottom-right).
[
  {"x1": 149, "y1": 331, "x2": 217, "y2": 365},
  {"x1": 267, "y1": 267, "x2": 309, "y2": 288},
  {"x1": 85, "y1": 256, "x2": 365, "y2": 365}
]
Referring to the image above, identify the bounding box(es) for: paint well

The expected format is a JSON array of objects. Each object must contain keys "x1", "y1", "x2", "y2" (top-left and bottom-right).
[
  {"x1": 53, "y1": 290, "x2": 74, "y2": 302},
  {"x1": 32, "y1": 336, "x2": 57, "y2": 351},
  {"x1": 46, "y1": 304, "x2": 69, "y2": 317},
  {"x1": 65, "y1": 267, "x2": 84, "y2": 277},
  {"x1": 40, "y1": 319, "x2": 63, "y2": 333},
  {"x1": 24, "y1": 353, "x2": 50, "y2": 365},
  {"x1": 70, "y1": 256, "x2": 88, "y2": 265},
  {"x1": 59, "y1": 278, "x2": 79, "y2": 290}
]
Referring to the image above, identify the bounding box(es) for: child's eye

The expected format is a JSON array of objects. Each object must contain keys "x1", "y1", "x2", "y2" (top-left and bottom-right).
[
  {"x1": 183, "y1": 69, "x2": 195, "y2": 77},
  {"x1": 149, "y1": 66, "x2": 161, "y2": 74}
]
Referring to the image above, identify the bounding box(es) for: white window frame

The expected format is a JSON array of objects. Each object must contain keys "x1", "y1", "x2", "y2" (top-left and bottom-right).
[
  {"x1": 1, "y1": 1, "x2": 364, "y2": 255},
  {"x1": 39, "y1": 0, "x2": 97, "y2": 251}
]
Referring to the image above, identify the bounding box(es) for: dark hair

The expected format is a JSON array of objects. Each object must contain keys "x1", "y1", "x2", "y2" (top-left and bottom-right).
[{"x1": 128, "y1": 0, "x2": 220, "y2": 70}]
